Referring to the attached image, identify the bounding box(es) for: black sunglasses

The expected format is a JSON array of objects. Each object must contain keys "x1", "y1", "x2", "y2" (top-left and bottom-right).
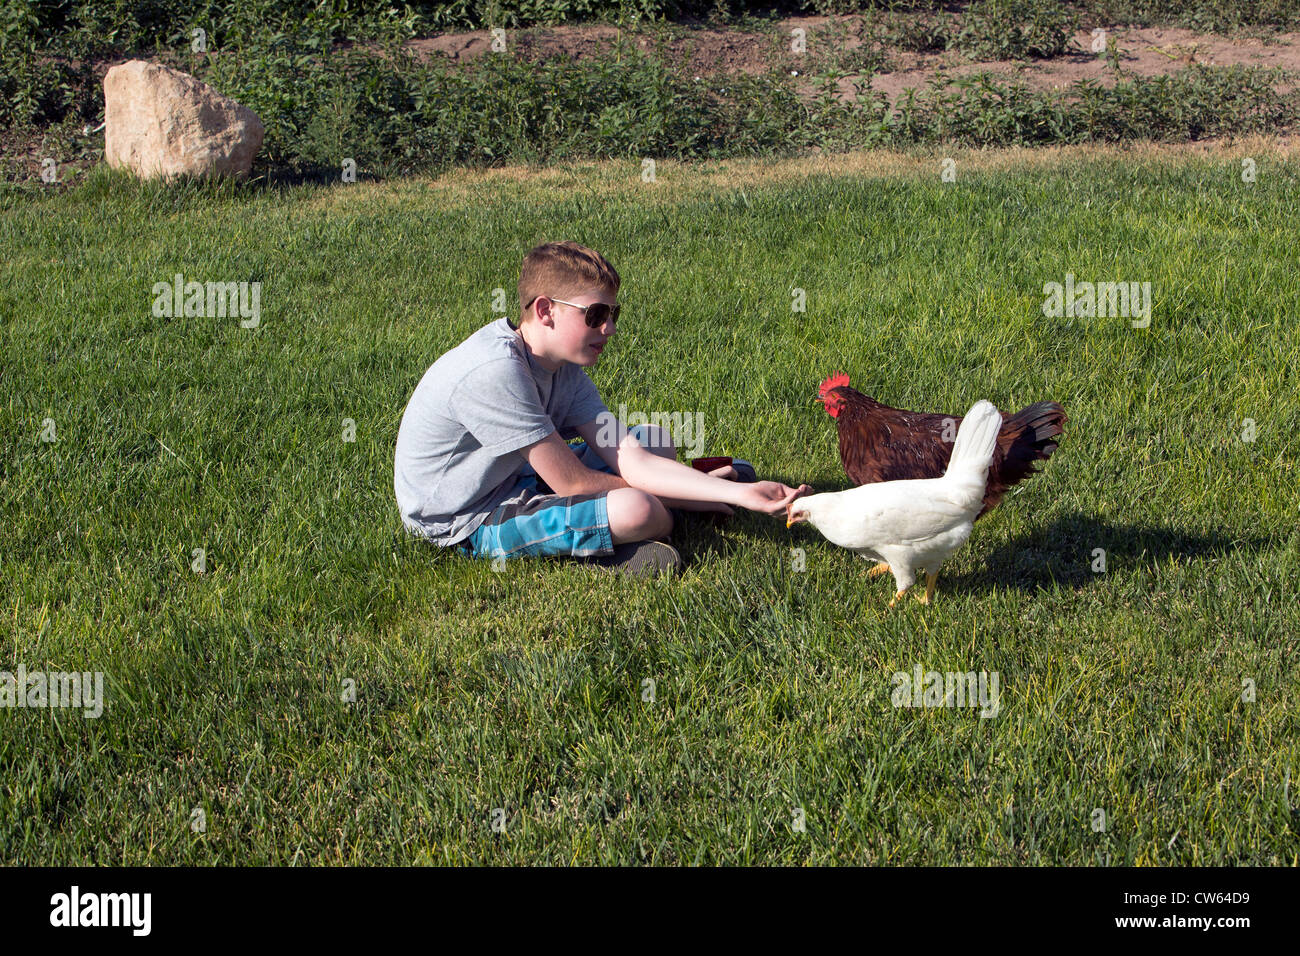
[{"x1": 530, "y1": 296, "x2": 620, "y2": 329}]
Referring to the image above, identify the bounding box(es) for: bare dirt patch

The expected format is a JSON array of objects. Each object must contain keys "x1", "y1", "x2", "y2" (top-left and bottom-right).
[
  {"x1": 404, "y1": 16, "x2": 1300, "y2": 104},
  {"x1": 407, "y1": 21, "x2": 781, "y2": 78},
  {"x1": 863, "y1": 27, "x2": 1300, "y2": 105}
]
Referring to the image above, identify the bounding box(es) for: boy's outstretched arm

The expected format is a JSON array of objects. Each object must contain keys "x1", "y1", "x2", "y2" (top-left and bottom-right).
[{"x1": 574, "y1": 419, "x2": 809, "y2": 517}]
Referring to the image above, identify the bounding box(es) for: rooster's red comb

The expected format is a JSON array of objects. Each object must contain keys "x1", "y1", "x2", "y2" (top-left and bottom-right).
[{"x1": 818, "y1": 371, "x2": 850, "y2": 396}]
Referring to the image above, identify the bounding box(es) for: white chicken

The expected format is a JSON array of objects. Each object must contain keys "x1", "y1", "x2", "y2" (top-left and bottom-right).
[{"x1": 786, "y1": 399, "x2": 1003, "y2": 607}]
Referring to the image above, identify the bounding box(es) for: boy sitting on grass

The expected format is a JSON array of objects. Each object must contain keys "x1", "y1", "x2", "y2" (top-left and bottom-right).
[{"x1": 394, "y1": 241, "x2": 809, "y2": 575}]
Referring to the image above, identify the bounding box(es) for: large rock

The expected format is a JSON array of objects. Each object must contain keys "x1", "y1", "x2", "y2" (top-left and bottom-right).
[{"x1": 104, "y1": 60, "x2": 264, "y2": 180}]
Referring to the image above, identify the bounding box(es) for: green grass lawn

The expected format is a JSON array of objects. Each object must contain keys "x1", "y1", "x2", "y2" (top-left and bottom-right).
[{"x1": 1, "y1": 144, "x2": 1297, "y2": 864}]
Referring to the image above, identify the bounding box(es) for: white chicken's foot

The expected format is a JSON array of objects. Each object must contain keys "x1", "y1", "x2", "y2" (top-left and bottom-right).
[
  {"x1": 888, "y1": 587, "x2": 909, "y2": 608},
  {"x1": 867, "y1": 561, "x2": 890, "y2": 578},
  {"x1": 919, "y1": 570, "x2": 938, "y2": 605}
]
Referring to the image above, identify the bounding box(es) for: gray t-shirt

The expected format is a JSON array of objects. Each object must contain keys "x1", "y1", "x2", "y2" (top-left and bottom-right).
[{"x1": 394, "y1": 318, "x2": 609, "y2": 545}]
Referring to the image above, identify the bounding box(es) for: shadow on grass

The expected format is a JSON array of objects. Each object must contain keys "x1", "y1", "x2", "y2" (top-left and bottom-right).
[
  {"x1": 933, "y1": 512, "x2": 1267, "y2": 596},
  {"x1": 700, "y1": 507, "x2": 1272, "y2": 595},
  {"x1": 64, "y1": 162, "x2": 388, "y2": 208},
  {"x1": 257, "y1": 164, "x2": 384, "y2": 189}
]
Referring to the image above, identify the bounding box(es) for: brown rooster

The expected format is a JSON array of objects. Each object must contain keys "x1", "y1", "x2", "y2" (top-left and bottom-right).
[{"x1": 817, "y1": 372, "x2": 1066, "y2": 522}]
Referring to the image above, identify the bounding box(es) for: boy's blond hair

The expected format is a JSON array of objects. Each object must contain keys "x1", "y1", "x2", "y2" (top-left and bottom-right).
[{"x1": 517, "y1": 241, "x2": 620, "y2": 323}]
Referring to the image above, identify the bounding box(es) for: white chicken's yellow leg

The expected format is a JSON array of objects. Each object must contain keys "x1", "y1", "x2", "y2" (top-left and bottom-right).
[
  {"x1": 918, "y1": 570, "x2": 938, "y2": 605},
  {"x1": 867, "y1": 562, "x2": 890, "y2": 578},
  {"x1": 888, "y1": 586, "x2": 909, "y2": 608}
]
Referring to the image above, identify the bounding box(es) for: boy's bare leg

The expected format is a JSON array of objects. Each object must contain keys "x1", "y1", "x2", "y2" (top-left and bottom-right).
[
  {"x1": 607, "y1": 488, "x2": 673, "y2": 543},
  {"x1": 608, "y1": 422, "x2": 680, "y2": 538}
]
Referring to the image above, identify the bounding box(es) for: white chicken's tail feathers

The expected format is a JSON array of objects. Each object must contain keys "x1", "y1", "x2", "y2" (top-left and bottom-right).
[{"x1": 943, "y1": 399, "x2": 1002, "y2": 490}]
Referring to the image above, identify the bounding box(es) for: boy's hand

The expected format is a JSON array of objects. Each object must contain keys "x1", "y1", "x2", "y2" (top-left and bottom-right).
[{"x1": 734, "y1": 481, "x2": 812, "y2": 516}]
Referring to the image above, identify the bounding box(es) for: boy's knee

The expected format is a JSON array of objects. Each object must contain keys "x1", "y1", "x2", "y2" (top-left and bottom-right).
[{"x1": 607, "y1": 488, "x2": 672, "y2": 543}]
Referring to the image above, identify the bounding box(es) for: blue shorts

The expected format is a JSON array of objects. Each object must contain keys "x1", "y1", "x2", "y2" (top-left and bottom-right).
[{"x1": 457, "y1": 435, "x2": 635, "y2": 561}]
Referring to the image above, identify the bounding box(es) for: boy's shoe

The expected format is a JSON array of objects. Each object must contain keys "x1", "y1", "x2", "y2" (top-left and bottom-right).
[
  {"x1": 731, "y1": 459, "x2": 757, "y2": 483},
  {"x1": 585, "y1": 540, "x2": 682, "y2": 577}
]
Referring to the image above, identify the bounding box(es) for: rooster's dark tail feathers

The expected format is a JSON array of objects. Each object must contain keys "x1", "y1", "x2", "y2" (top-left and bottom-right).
[
  {"x1": 999, "y1": 401, "x2": 1067, "y2": 480},
  {"x1": 976, "y1": 400, "x2": 1066, "y2": 517}
]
